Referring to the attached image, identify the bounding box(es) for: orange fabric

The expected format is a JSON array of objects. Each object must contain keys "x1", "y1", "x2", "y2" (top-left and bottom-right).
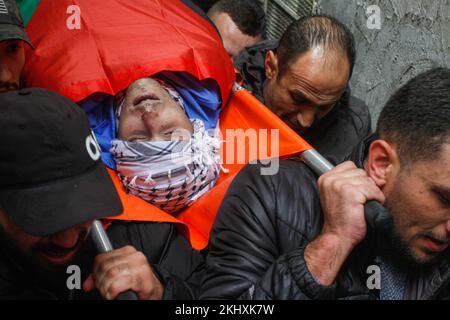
[{"x1": 107, "y1": 88, "x2": 312, "y2": 250}]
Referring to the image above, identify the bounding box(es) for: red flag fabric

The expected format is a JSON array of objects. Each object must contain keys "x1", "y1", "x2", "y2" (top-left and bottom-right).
[{"x1": 23, "y1": 0, "x2": 235, "y2": 103}]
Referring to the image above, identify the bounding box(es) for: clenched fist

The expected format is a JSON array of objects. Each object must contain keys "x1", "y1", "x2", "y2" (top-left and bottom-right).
[
  {"x1": 83, "y1": 245, "x2": 164, "y2": 300},
  {"x1": 305, "y1": 161, "x2": 386, "y2": 286},
  {"x1": 317, "y1": 161, "x2": 385, "y2": 247}
]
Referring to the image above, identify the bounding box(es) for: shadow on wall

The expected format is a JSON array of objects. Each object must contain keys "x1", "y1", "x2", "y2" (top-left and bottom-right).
[{"x1": 316, "y1": 0, "x2": 450, "y2": 127}]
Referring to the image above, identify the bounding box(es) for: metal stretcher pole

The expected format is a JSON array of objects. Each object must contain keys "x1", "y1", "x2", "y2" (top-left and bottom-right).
[
  {"x1": 300, "y1": 149, "x2": 390, "y2": 229},
  {"x1": 301, "y1": 149, "x2": 334, "y2": 175}
]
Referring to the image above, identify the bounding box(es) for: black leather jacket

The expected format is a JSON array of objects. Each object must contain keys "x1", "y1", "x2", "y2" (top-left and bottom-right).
[
  {"x1": 200, "y1": 136, "x2": 450, "y2": 300},
  {"x1": 234, "y1": 40, "x2": 372, "y2": 165}
]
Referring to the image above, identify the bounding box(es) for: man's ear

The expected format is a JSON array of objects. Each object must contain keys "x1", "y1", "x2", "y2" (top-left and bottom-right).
[
  {"x1": 367, "y1": 139, "x2": 399, "y2": 188},
  {"x1": 265, "y1": 50, "x2": 278, "y2": 80}
]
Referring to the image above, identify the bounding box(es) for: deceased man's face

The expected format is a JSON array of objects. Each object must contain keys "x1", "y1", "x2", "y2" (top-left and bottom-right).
[{"x1": 118, "y1": 78, "x2": 193, "y2": 142}]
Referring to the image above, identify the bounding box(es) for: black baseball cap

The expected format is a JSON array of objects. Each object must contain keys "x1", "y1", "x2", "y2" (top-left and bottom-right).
[
  {"x1": 0, "y1": 88, "x2": 123, "y2": 236},
  {"x1": 0, "y1": 0, "x2": 32, "y2": 47}
]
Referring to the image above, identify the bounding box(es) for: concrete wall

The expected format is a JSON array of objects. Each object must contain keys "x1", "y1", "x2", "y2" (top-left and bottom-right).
[{"x1": 315, "y1": 0, "x2": 450, "y2": 127}]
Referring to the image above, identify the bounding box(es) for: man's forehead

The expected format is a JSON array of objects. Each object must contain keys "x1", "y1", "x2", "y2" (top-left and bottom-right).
[
  {"x1": 282, "y1": 53, "x2": 348, "y2": 93},
  {"x1": 287, "y1": 48, "x2": 349, "y2": 79},
  {"x1": 282, "y1": 66, "x2": 347, "y2": 104}
]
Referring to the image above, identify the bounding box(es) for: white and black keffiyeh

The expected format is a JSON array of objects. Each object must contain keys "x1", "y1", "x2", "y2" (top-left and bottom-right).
[{"x1": 110, "y1": 119, "x2": 222, "y2": 214}]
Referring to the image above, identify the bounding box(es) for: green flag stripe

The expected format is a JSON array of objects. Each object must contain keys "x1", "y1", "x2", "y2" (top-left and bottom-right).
[{"x1": 17, "y1": 0, "x2": 40, "y2": 26}]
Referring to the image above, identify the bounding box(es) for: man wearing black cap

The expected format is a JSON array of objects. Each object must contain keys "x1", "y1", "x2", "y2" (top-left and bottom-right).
[
  {"x1": 0, "y1": 88, "x2": 204, "y2": 300},
  {"x1": 0, "y1": 0, "x2": 33, "y2": 93}
]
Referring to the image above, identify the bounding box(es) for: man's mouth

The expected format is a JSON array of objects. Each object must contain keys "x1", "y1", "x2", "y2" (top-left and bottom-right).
[
  {"x1": 133, "y1": 93, "x2": 160, "y2": 106},
  {"x1": 38, "y1": 248, "x2": 78, "y2": 266},
  {"x1": 0, "y1": 87, "x2": 18, "y2": 94},
  {"x1": 423, "y1": 236, "x2": 450, "y2": 252},
  {"x1": 36, "y1": 236, "x2": 85, "y2": 266}
]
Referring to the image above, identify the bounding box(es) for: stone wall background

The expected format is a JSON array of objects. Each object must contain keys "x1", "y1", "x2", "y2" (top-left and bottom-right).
[{"x1": 315, "y1": 0, "x2": 450, "y2": 126}]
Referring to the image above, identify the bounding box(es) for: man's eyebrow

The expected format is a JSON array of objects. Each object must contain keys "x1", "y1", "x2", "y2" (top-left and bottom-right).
[
  {"x1": 290, "y1": 90, "x2": 319, "y2": 105},
  {"x1": 290, "y1": 89, "x2": 337, "y2": 106},
  {"x1": 290, "y1": 90, "x2": 308, "y2": 101}
]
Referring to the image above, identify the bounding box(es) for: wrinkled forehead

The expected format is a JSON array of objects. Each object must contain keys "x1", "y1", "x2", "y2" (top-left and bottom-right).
[{"x1": 283, "y1": 49, "x2": 350, "y2": 92}]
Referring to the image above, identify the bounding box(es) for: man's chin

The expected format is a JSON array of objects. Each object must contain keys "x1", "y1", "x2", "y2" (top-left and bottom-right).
[
  {"x1": 386, "y1": 230, "x2": 442, "y2": 265},
  {"x1": 407, "y1": 250, "x2": 435, "y2": 265},
  {"x1": 35, "y1": 249, "x2": 79, "y2": 272},
  {"x1": 0, "y1": 87, "x2": 19, "y2": 94},
  {"x1": 404, "y1": 243, "x2": 447, "y2": 266}
]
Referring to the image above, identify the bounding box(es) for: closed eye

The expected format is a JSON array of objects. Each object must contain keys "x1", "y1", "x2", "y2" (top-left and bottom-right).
[
  {"x1": 433, "y1": 188, "x2": 450, "y2": 207},
  {"x1": 165, "y1": 128, "x2": 192, "y2": 140},
  {"x1": 289, "y1": 91, "x2": 309, "y2": 106},
  {"x1": 437, "y1": 193, "x2": 450, "y2": 207},
  {"x1": 128, "y1": 135, "x2": 149, "y2": 142},
  {"x1": 7, "y1": 43, "x2": 21, "y2": 55}
]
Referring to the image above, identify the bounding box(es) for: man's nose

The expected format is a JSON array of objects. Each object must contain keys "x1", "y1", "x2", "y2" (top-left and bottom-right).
[
  {"x1": 49, "y1": 227, "x2": 83, "y2": 249},
  {"x1": 141, "y1": 111, "x2": 160, "y2": 142},
  {"x1": 296, "y1": 108, "x2": 315, "y2": 129},
  {"x1": 0, "y1": 63, "x2": 12, "y2": 83},
  {"x1": 446, "y1": 220, "x2": 450, "y2": 233}
]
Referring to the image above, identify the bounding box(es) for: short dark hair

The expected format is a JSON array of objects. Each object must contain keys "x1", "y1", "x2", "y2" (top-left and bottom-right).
[
  {"x1": 277, "y1": 15, "x2": 355, "y2": 78},
  {"x1": 377, "y1": 68, "x2": 450, "y2": 165},
  {"x1": 208, "y1": 0, "x2": 266, "y2": 38}
]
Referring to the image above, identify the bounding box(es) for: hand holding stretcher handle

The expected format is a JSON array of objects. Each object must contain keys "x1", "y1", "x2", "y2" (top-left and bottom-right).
[
  {"x1": 90, "y1": 220, "x2": 139, "y2": 300},
  {"x1": 300, "y1": 149, "x2": 390, "y2": 230}
]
